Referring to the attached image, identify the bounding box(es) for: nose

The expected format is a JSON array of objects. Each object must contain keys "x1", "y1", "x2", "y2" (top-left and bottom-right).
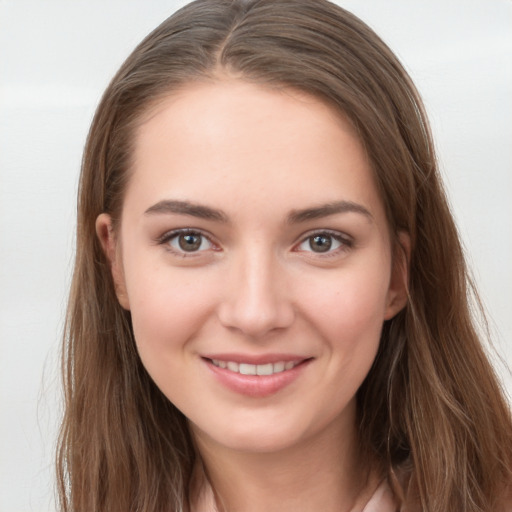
[{"x1": 217, "y1": 248, "x2": 295, "y2": 339}]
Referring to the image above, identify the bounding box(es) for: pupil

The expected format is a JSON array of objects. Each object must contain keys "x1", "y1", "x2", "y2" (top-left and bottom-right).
[
  {"x1": 310, "y1": 235, "x2": 331, "y2": 252},
  {"x1": 179, "y1": 233, "x2": 201, "y2": 251}
]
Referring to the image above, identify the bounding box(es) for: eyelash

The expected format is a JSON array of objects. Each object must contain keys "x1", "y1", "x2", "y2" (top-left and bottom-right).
[{"x1": 156, "y1": 229, "x2": 354, "y2": 258}]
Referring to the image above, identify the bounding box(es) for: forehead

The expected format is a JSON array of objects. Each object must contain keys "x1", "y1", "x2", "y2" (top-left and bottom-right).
[{"x1": 125, "y1": 80, "x2": 385, "y2": 225}]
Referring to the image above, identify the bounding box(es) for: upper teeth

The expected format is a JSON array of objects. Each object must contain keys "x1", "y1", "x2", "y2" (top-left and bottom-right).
[{"x1": 210, "y1": 359, "x2": 298, "y2": 375}]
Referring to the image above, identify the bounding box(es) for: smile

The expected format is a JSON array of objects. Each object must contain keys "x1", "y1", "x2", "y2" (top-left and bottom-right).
[
  {"x1": 209, "y1": 359, "x2": 300, "y2": 376},
  {"x1": 204, "y1": 355, "x2": 312, "y2": 397}
]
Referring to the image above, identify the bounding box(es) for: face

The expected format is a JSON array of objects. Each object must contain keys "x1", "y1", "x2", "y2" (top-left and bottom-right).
[{"x1": 97, "y1": 80, "x2": 407, "y2": 456}]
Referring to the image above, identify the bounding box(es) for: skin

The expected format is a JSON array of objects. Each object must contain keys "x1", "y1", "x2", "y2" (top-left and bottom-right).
[{"x1": 97, "y1": 80, "x2": 408, "y2": 512}]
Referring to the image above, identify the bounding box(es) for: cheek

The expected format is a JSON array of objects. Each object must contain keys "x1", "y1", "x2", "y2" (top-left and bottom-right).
[
  {"x1": 301, "y1": 262, "x2": 391, "y2": 338},
  {"x1": 295, "y1": 260, "x2": 390, "y2": 394},
  {"x1": 123, "y1": 256, "x2": 217, "y2": 367}
]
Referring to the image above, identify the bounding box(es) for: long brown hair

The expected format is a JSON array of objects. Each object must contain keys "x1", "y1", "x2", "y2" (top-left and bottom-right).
[{"x1": 57, "y1": 1, "x2": 512, "y2": 510}]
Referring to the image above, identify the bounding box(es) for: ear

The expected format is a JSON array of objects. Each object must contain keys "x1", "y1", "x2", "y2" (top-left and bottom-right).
[
  {"x1": 95, "y1": 213, "x2": 130, "y2": 310},
  {"x1": 384, "y1": 231, "x2": 410, "y2": 320}
]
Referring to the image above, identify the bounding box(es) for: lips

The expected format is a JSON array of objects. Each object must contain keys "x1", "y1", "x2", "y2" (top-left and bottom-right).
[{"x1": 202, "y1": 354, "x2": 312, "y2": 397}]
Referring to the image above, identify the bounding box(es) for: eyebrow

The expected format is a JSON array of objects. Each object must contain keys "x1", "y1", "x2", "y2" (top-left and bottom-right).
[
  {"x1": 144, "y1": 199, "x2": 372, "y2": 223},
  {"x1": 144, "y1": 199, "x2": 229, "y2": 222},
  {"x1": 287, "y1": 201, "x2": 373, "y2": 224}
]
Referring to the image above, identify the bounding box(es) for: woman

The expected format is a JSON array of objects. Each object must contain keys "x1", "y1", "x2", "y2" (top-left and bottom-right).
[{"x1": 57, "y1": 0, "x2": 512, "y2": 510}]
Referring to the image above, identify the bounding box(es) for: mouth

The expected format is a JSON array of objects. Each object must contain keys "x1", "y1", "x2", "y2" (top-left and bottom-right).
[{"x1": 202, "y1": 355, "x2": 312, "y2": 397}]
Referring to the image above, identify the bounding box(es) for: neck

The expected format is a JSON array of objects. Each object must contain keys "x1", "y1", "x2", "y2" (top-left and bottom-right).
[{"x1": 190, "y1": 406, "x2": 379, "y2": 512}]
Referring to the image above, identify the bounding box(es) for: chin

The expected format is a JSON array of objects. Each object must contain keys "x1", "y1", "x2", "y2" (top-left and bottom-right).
[{"x1": 191, "y1": 417, "x2": 311, "y2": 455}]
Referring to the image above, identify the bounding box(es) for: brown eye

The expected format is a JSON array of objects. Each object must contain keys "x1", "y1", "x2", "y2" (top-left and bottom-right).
[
  {"x1": 178, "y1": 233, "x2": 203, "y2": 252},
  {"x1": 163, "y1": 230, "x2": 213, "y2": 254},
  {"x1": 309, "y1": 235, "x2": 332, "y2": 253},
  {"x1": 296, "y1": 231, "x2": 352, "y2": 255}
]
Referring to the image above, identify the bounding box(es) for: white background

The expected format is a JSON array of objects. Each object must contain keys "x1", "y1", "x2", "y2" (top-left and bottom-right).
[{"x1": 0, "y1": 1, "x2": 511, "y2": 511}]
